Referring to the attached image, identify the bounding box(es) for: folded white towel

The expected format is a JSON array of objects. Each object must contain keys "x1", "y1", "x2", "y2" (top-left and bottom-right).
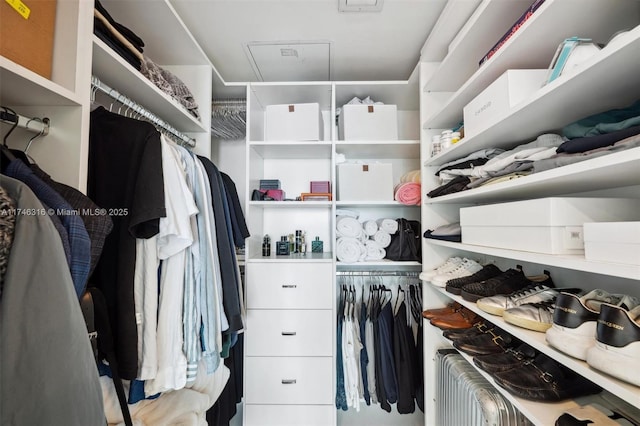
[
  {"x1": 337, "y1": 216, "x2": 363, "y2": 238},
  {"x1": 363, "y1": 220, "x2": 378, "y2": 236},
  {"x1": 373, "y1": 230, "x2": 392, "y2": 248},
  {"x1": 336, "y1": 209, "x2": 359, "y2": 218},
  {"x1": 364, "y1": 240, "x2": 386, "y2": 260},
  {"x1": 376, "y1": 218, "x2": 398, "y2": 234},
  {"x1": 336, "y1": 237, "x2": 366, "y2": 263}
]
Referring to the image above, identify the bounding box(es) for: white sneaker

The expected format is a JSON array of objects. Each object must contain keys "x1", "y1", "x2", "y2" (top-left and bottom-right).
[
  {"x1": 586, "y1": 303, "x2": 640, "y2": 387},
  {"x1": 431, "y1": 259, "x2": 483, "y2": 287},
  {"x1": 419, "y1": 257, "x2": 462, "y2": 281},
  {"x1": 546, "y1": 289, "x2": 638, "y2": 360}
]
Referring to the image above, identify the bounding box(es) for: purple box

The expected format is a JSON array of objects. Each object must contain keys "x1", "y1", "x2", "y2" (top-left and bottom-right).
[{"x1": 310, "y1": 181, "x2": 331, "y2": 193}]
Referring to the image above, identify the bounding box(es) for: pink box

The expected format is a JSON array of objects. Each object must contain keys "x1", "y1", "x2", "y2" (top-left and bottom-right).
[{"x1": 310, "y1": 181, "x2": 331, "y2": 193}]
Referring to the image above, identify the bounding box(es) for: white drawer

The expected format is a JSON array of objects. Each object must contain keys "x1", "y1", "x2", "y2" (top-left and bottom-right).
[
  {"x1": 245, "y1": 310, "x2": 333, "y2": 356},
  {"x1": 246, "y1": 262, "x2": 333, "y2": 309},
  {"x1": 245, "y1": 357, "x2": 333, "y2": 405},
  {"x1": 245, "y1": 404, "x2": 334, "y2": 426}
]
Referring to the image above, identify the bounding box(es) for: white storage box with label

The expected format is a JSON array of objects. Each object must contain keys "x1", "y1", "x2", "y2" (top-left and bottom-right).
[
  {"x1": 338, "y1": 104, "x2": 398, "y2": 141},
  {"x1": 337, "y1": 163, "x2": 393, "y2": 201},
  {"x1": 265, "y1": 103, "x2": 324, "y2": 141},
  {"x1": 463, "y1": 69, "x2": 547, "y2": 138},
  {"x1": 584, "y1": 222, "x2": 640, "y2": 266},
  {"x1": 460, "y1": 198, "x2": 640, "y2": 255}
]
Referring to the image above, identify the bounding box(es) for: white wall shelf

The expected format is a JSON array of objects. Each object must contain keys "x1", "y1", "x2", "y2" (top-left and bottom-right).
[
  {"x1": 424, "y1": 24, "x2": 640, "y2": 165},
  {"x1": 426, "y1": 240, "x2": 640, "y2": 280},
  {"x1": 336, "y1": 141, "x2": 420, "y2": 159},
  {"x1": 337, "y1": 260, "x2": 421, "y2": 268},
  {"x1": 0, "y1": 58, "x2": 82, "y2": 106},
  {"x1": 424, "y1": 147, "x2": 640, "y2": 204},
  {"x1": 423, "y1": 0, "x2": 640, "y2": 131},
  {"x1": 250, "y1": 201, "x2": 332, "y2": 208},
  {"x1": 336, "y1": 200, "x2": 419, "y2": 207},
  {"x1": 92, "y1": 37, "x2": 206, "y2": 132},
  {"x1": 247, "y1": 253, "x2": 334, "y2": 263},
  {"x1": 248, "y1": 141, "x2": 333, "y2": 159},
  {"x1": 428, "y1": 284, "x2": 640, "y2": 412}
]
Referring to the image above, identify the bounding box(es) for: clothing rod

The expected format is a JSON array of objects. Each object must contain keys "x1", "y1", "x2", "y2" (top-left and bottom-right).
[
  {"x1": 0, "y1": 109, "x2": 50, "y2": 136},
  {"x1": 336, "y1": 271, "x2": 420, "y2": 277},
  {"x1": 91, "y1": 75, "x2": 196, "y2": 148}
]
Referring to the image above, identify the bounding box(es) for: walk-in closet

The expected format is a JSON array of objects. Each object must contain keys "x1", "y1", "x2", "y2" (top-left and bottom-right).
[{"x1": 1, "y1": 0, "x2": 639, "y2": 425}]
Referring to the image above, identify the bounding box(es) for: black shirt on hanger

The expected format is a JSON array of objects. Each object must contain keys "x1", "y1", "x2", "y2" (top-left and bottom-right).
[{"x1": 88, "y1": 107, "x2": 166, "y2": 380}]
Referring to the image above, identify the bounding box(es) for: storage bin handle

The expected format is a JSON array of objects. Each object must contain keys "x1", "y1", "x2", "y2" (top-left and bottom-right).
[
  {"x1": 282, "y1": 284, "x2": 297, "y2": 288},
  {"x1": 281, "y1": 379, "x2": 297, "y2": 384},
  {"x1": 281, "y1": 331, "x2": 297, "y2": 336}
]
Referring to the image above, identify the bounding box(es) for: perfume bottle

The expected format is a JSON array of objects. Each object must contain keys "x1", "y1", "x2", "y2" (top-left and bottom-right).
[
  {"x1": 312, "y1": 236, "x2": 323, "y2": 253},
  {"x1": 262, "y1": 234, "x2": 271, "y2": 256},
  {"x1": 276, "y1": 236, "x2": 290, "y2": 256}
]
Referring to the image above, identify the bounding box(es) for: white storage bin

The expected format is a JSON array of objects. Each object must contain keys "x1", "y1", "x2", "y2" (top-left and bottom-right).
[
  {"x1": 460, "y1": 198, "x2": 640, "y2": 255},
  {"x1": 338, "y1": 104, "x2": 398, "y2": 140},
  {"x1": 584, "y1": 222, "x2": 640, "y2": 266},
  {"x1": 463, "y1": 69, "x2": 547, "y2": 138},
  {"x1": 337, "y1": 163, "x2": 394, "y2": 201},
  {"x1": 265, "y1": 103, "x2": 324, "y2": 141}
]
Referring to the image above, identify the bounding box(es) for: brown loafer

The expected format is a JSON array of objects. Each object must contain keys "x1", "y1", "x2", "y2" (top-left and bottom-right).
[
  {"x1": 422, "y1": 302, "x2": 462, "y2": 319},
  {"x1": 430, "y1": 307, "x2": 479, "y2": 330}
]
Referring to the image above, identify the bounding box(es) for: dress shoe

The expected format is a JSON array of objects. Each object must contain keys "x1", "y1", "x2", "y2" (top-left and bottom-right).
[
  {"x1": 442, "y1": 320, "x2": 493, "y2": 340},
  {"x1": 473, "y1": 342, "x2": 537, "y2": 374},
  {"x1": 492, "y1": 353, "x2": 601, "y2": 402},
  {"x1": 445, "y1": 264, "x2": 503, "y2": 295},
  {"x1": 422, "y1": 302, "x2": 461, "y2": 319},
  {"x1": 429, "y1": 307, "x2": 479, "y2": 330},
  {"x1": 452, "y1": 327, "x2": 518, "y2": 356}
]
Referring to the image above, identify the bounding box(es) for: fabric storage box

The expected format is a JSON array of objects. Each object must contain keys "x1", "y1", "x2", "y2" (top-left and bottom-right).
[
  {"x1": 1, "y1": 0, "x2": 57, "y2": 79},
  {"x1": 584, "y1": 222, "x2": 640, "y2": 266},
  {"x1": 337, "y1": 163, "x2": 393, "y2": 201},
  {"x1": 338, "y1": 104, "x2": 398, "y2": 140},
  {"x1": 463, "y1": 69, "x2": 547, "y2": 138},
  {"x1": 460, "y1": 197, "x2": 640, "y2": 255},
  {"x1": 265, "y1": 103, "x2": 323, "y2": 141}
]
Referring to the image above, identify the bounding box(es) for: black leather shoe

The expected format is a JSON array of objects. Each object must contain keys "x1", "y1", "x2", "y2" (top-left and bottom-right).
[
  {"x1": 452, "y1": 328, "x2": 519, "y2": 356},
  {"x1": 492, "y1": 353, "x2": 601, "y2": 402},
  {"x1": 445, "y1": 264, "x2": 503, "y2": 295},
  {"x1": 461, "y1": 267, "x2": 553, "y2": 303},
  {"x1": 473, "y1": 342, "x2": 537, "y2": 374},
  {"x1": 442, "y1": 320, "x2": 494, "y2": 340}
]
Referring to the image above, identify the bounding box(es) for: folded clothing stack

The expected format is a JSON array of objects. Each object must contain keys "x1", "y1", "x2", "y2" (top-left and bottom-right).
[{"x1": 94, "y1": 0, "x2": 145, "y2": 70}]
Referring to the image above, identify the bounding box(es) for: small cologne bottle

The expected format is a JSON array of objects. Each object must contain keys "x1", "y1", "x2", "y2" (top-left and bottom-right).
[
  {"x1": 312, "y1": 236, "x2": 323, "y2": 253},
  {"x1": 276, "y1": 236, "x2": 290, "y2": 255},
  {"x1": 262, "y1": 234, "x2": 271, "y2": 256}
]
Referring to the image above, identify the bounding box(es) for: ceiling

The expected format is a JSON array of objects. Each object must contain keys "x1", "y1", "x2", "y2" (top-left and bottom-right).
[{"x1": 170, "y1": 0, "x2": 448, "y2": 83}]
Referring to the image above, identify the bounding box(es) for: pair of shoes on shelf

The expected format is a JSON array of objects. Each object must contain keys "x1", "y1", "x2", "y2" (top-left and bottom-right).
[
  {"x1": 555, "y1": 391, "x2": 640, "y2": 426},
  {"x1": 460, "y1": 266, "x2": 554, "y2": 303},
  {"x1": 428, "y1": 306, "x2": 480, "y2": 331},
  {"x1": 420, "y1": 257, "x2": 483, "y2": 287},
  {"x1": 422, "y1": 301, "x2": 461, "y2": 319},
  {"x1": 545, "y1": 289, "x2": 640, "y2": 386},
  {"x1": 445, "y1": 263, "x2": 503, "y2": 294},
  {"x1": 443, "y1": 320, "x2": 521, "y2": 357},
  {"x1": 476, "y1": 282, "x2": 583, "y2": 332}
]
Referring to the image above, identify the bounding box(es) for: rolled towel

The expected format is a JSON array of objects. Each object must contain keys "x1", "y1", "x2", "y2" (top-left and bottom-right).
[
  {"x1": 336, "y1": 208, "x2": 359, "y2": 219},
  {"x1": 337, "y1": 216, "x2": 363, "y2": 238},
  {"x1": 365, "y1": 240, "x2": 386, "y2": 261},
  {"x1": 373, "y1": 230, "x2": 392, "y2": 248},
  {"x1": 363, "y1": 220, "x2": 378, "y2": 236},
  {"x1": 337, "y1": 237, "x2": 366, "y2": 263},
  {"x1": 358, "y1": 228, "x2": 369, "y2": 243},
  {"x1": 377, "y1": 218, "x2": 398, "y2": 234},
  {"x1": 400, "y1": 169, "x2": 421, "y2": 183},
  {"x1": 394, "y1": 182, "x2": 421, "y2": 206}
]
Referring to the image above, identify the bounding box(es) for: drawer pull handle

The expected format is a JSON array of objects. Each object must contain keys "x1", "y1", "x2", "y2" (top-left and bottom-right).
[
  {"x1": 281, "y1": 379, "x2": 297, "y2": 384},
  {"x1": 281, "y1": 331, "x2": 297, "y2": 336},
  {"x1": 282, "y1": 284, "x2": 297, "y2": 288}
]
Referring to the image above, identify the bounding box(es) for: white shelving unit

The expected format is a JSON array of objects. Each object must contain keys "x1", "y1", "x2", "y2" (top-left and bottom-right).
[{"x1": 420, "y1": 1, "x2": 640, "y2": 425}]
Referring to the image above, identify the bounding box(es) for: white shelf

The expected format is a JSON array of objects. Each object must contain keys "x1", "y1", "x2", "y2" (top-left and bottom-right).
[
  {"x1": 248, "y1": 141, "x2": 332, "y2": 159},
  {"x1": 425, "y1": 240, "x2": 640, "y2": 280},
  {"x1": 0, "y1": 57, "x2": 81, "y2": 106},
  {"x1": 248, "y1": 253, "x2": 334, "y2": 262},
  {"x1": 249, "y1": 201, "x2": 332, "y2": 208},
  {"x1": 422, "y1": 0, "x2": 640, "y2": 131},
  {"x1": 425, "y1": 147, "x2": 640, "y2": 204},
  {"x1": 422, "y1": 0, "x2": 534, "y2": 92},
  {"x1": 92, "y1": 37, "x2": 207, "y2": 133},
  {"x1": 336, "y1": 200, "x2": 419, "y2": 207},
  {"x1": 428, "y1": 285, "x2": 640, "y2": 411},
  {"x1": 337, "y1": 260, "x2": 422, "y2": 268},
  {"x1": 335, "y1": 140, "x2": 420, "y2": 159},
  {"x1": 100, "y1": 0, "x2": 210, "y2": 66}
]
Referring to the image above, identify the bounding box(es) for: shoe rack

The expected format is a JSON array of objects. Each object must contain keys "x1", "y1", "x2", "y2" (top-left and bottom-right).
[{"x1": 419, "y1": 1, "x2": 640, "y2": 425}]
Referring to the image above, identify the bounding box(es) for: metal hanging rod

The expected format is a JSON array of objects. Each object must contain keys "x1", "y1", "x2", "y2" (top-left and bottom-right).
[
  {"x1": 0, "y1": 108, "x2": 50, "y2": 137},
  {"x1": 336, "y1": 271, "x2": 420, "y2": 277},
  {"x1": 91, "y1": 75, "x2": 196, "y2": 148}
]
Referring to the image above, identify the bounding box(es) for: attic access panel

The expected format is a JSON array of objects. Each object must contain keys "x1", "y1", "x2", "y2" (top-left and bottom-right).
[{"x1": 245, "y1": 42, "x2": 331, "y2": 82}]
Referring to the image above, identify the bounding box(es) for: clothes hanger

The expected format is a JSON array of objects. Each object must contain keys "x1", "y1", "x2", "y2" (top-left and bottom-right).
[{"x1": 1, "y1": 106, "x2": 18, "y2": 163}]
